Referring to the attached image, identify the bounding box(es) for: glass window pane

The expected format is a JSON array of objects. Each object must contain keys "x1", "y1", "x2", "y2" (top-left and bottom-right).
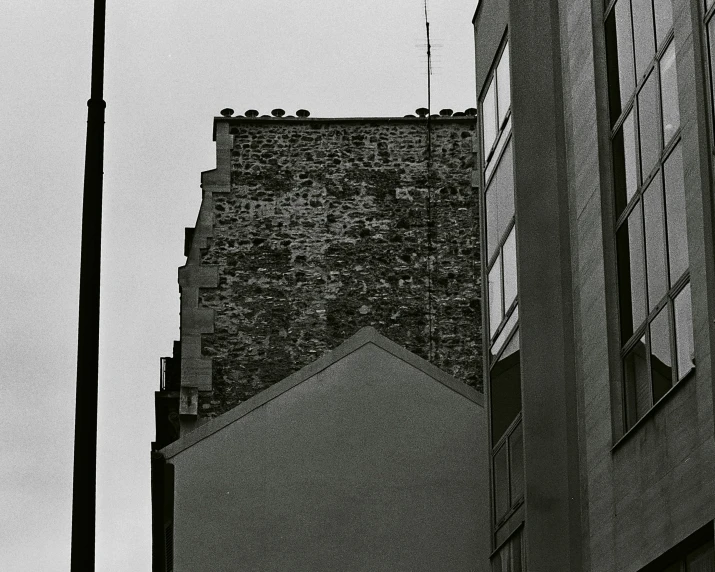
[
  {"x1": 493, "y1": 444, "x2": 509, "y2": 522},
  {"x1": 490, "y1": 352, "x2": 521, "y2": 445},
  {"x1": 501, "y1": 326, "x2": 519, "y2": 359},
  {"x1": 639, "y1": 70, "x2": 661, "y2": 181},
  {"x1": 486, "y1": 179, "x2": 498, "y2": 261},
  {"x1": 650, "y1": 306, "x2": 673, "y2": 403},
  {"x1": 485, "y1": 140, "x2": 515, "y2": 261},
  {"x1": 485, "y1": 116, "x2": 512, "y2": 183},
  {"x1": 624, "y1": 336, "x2": 650, "y2": 427},
  {"x1": 664, "y1": 144, "x2": 688, "y2": 284},
  {"x1": 489, "y1": 255, "x2": 503, "y2": 338},
  {"x1": 617, "y1": 202, "x2": 647, "y2": 339},
  {"x1": 653, "y1": 0, "x2": 673, "y2": 49},
  {"x1": 497, "y1": 44, "x2": 511, "y2": 128},
  {"x1": 612, "y1": 0, "x2": 636, "y2": 116},
  {"x1": 483, "y1": 78, "x2": 497, "y2": 160},
  {"x1": 503, "y1": 226, "x2": 518, "y2": 310},
  {"x1": 632, "y1": 0, "x2": 656, "y2": 80},
  {"x1": 613, "y1": 109, "x2": 638, "y2": 214},
  {"x1": 660, "y1": 41, "x2": 679, "y2": 147},
  {"x1": 492, "y1": 308, "x2": 519, "y2": 360},
  {"x1": 497, "y1": 141, "x2": 515, "y2": 243},
  {"x1": 644, "y1": 174, "x2": 668, "y2": 308},
  {"x1": 509, "y1": 421, "x2": 524, "y2": 502},
  {"x1": 674, "y1": 284, "x2": 695, "y2": 380}
]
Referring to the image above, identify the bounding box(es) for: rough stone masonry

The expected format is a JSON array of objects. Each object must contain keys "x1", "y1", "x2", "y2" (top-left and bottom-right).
[{"x1": 177, "y1": 110, "x2": 482, "y2": 426}]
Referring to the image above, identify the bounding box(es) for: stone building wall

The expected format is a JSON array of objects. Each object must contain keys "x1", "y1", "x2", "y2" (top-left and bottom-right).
[{"x1": 182, "y1": 113, "x2": 481, "y2": 422}]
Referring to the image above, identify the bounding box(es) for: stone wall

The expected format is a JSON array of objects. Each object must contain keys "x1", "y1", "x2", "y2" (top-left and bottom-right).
[{"x1": 186, "y1": 115, "x2": 481, "y2": 420}]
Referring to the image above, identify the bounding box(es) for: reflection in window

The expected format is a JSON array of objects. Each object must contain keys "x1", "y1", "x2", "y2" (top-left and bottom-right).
[
  {"x1": 624, "y1": 336, "x2": 649, "y2": 426},
  {"x1": 497, "y1": 48, "x2": 511, "y2": 128},
  {"x1": 617, "y1": 204, "x2": 646, "y2": 339},
  {"x1": 650, "y1": 307, "x2": 673, "y2": 403},
  {"x1": 638, "y1": 70, "x2": 660, "y2": 180},
  {"x1": 492, "y1": 309, "x2": 519, "y2": 360},
  {"x1": 483, "y1": 79, "x2": 497, "y2": 160},
  {"x1": 482, "y1": 42, "x2": 511, "y2": 166},
  {"x1": 674, "y1": 285, "x2": 695, "y2": 380},
  {"x1": 632, "y1": 0, "x2": 656, "y2": 78},
  {"x1": 643, "y1": 176, "x2": 667, "y2": 310},
  {"x1": 606, "y1": 0, "x2": 635, "y2": 119},
  {"x1": 664, "y1": 146, "x2": 688, "y2": 284},
  {"x1": 653, "y1": 0, "x2": 673, "y2": 47},
  {"x1": 659, "y1": 42, "x2": 679, "y2": 146},
  {"x1": 489, "y1": 254, "x2": 503, "y2": 338},
  {"x1": 485, "y1": 140, "x2": 515, "y2": 260},
  {"x1": 503, "y1": 227, "x2": 518, "y2": 311},
  {"x1": 607, "y1": 0, "x2": 691, "y2": 431},
  {"x1": 613, "y1": 110, "x2": 638, "y2": 214}
]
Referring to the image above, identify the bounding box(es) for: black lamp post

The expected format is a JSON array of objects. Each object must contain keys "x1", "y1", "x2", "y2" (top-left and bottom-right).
[{"x1": 71, "y1": 0, "x2": 106, "y2": 569}]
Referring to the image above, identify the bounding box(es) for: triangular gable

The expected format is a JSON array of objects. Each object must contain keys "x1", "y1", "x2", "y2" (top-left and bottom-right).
[{"x1": 160, "y1": 326, "x2": 483, "y2": 459}]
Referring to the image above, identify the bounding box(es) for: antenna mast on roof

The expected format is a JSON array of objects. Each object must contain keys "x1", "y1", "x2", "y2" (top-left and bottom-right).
[
  {"x1": 424, "y1": 0, "x2": 432, "y2": 117},
  {"x1": 424, "y1": 0, "x2": 434, "y2": 361}
]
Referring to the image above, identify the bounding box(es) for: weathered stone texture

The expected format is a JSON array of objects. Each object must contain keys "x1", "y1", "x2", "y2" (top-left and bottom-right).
[{"x1": 193, "y1": 118, "x2": 480, "y2": 419}]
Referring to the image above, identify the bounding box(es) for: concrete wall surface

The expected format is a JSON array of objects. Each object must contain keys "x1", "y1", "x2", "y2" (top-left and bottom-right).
[
  {"x1": 557, "y1": 0, "x2": 715, "y2": 569},
  {"x1": 164, "y1": 332, "x2": 488, "y2": 571}
]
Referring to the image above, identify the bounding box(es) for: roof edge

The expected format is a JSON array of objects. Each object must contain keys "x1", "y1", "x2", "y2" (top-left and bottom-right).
[{"x1": 160, "y1": 326, "x2": 483, "y2": 459}]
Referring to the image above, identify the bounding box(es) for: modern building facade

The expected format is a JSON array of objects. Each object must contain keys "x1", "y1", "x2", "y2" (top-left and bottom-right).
[{"x1": 475, "y1": 0, "x2": 715, "y2": 569}]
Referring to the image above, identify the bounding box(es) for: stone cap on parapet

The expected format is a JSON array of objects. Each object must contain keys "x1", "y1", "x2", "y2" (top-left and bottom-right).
[{"x1": 212, "y1": 107, "x2": 478, "y2": 140}]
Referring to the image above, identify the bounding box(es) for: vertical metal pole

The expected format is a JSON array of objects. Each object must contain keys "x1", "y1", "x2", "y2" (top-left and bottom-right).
[{"x1": 71, "y1": 0, "x2": 106, "y2": 569}]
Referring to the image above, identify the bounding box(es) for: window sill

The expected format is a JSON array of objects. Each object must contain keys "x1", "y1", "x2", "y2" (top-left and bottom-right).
[{"x1": 611, "y1": 367, "x2": 696, "y2": 452}]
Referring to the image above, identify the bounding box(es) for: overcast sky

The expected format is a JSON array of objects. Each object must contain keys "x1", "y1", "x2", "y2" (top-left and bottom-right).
[{"x1": 1, "y1": 1, "x2": 477, "y2": 569}]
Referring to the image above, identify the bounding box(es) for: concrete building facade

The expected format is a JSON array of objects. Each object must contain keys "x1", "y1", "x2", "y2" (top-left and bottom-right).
[{"x1": 474, "y1": 0, "x2": 715, "y2": 569}]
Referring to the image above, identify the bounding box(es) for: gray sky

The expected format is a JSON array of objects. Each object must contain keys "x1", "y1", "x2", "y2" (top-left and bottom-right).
[{"x1": 1, "y1": 1, "x2": 477, "y2": 569}]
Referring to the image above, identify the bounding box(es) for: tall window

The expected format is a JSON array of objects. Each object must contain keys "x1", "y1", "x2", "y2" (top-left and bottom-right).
[
  {"x1": 481, "y1": 40, "x2": 523, "y2": 530},
  {"x1": 605, "y1": 0, "x2": 694, "y2": 431},
  {"x1": 706, "y1": 0, "x2": 715, "y2": 138}
]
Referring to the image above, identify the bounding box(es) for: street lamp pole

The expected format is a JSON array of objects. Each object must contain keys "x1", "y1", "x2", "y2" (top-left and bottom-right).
[{"x1": 71, "y1": 0, "x2": 106, "y2": 569}]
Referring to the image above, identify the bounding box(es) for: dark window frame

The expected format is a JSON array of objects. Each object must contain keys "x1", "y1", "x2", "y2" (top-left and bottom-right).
[
  {"x1": 605, "y1": 0, "x2": 692, "y2": 432},
  {"x1": 491, "y1": 413, "x2": 524, "y2": 528},
  {"x1": 481, "y1": 40, "x2": 512, "y2": 169},
  {"x1": 704, "y1": 0, "x2": 715, "y2": 149},
  {"x1": 480, "y1": 32, "x2": 523, "y2": 536},
  {"x1": 481, "y1": 38, "x2": 517, "y2": 348}
]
